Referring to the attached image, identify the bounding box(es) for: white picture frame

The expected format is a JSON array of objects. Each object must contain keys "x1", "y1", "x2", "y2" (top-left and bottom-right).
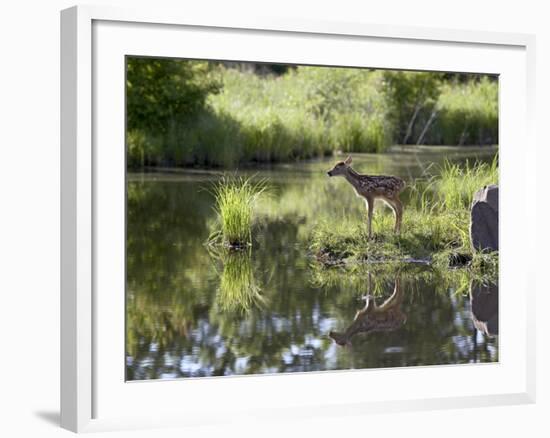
[{"x1": 60, "y1": 4, "x2": 537, "y2": 433}]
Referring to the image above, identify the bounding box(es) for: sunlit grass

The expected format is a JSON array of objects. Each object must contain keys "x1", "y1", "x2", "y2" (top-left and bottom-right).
[
  {"x1": 436, "y1": 154, "x2": 498, "y2": 210},
  {"x1": 209, "y1": 67, "x2": 391, "y2": 161},
  {"x1": 208, "y1": 175, "x2": 268, "y2": 247},
  {"x1": 310, "y1": 208, "x2": 466, "y2": 263},
  {"x1": 309, "y1": 158, "x2": 498, "y2": 282}
]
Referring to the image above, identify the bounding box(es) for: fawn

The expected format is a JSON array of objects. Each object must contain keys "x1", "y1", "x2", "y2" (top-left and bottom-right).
[
  {"x1": 329, "y1": 277, "x2": 406, "y2": 346},
  {"x1": 327, "y1": 156, "x2": 405, "y2": 238}
]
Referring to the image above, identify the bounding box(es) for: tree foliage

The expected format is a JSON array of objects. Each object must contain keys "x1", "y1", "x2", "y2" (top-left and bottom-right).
[{"x1": 126, "y1": 57, "x2": 221, "y2": 133}]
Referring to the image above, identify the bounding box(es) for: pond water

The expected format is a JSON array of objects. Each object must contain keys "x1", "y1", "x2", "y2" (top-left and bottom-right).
[{"x1": 126, "y1": 146, "x2": 498, "y2": 381}]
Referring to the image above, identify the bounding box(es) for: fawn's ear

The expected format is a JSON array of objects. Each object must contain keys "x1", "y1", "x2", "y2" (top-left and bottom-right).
[{"x1": 344, "y1": 156, "x2": 352, "y2": 165}]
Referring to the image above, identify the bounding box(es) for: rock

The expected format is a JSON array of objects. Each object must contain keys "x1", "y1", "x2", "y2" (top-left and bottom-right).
[
  {"x1": 470, "y1": 281, "x2": 498, "y2": 336},
  {"x1": 470, "y1": 184, "x2": 498, "y2": 252}
]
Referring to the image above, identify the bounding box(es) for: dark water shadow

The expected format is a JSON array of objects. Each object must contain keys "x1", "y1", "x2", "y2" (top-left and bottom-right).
[{"x1": 34, "y1": 410, "x2": 59, "y2": 427}]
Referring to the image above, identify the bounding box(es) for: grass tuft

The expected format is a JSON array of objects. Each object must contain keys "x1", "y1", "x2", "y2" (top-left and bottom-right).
[{"x1": 208, "y1": 175, "x2": 268, "y2": 247}]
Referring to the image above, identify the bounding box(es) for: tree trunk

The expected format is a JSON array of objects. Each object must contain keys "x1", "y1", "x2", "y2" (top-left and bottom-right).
[
  {"x1": 402, "y1": 102, "x2": 423, "y2": 144},
  {"x1": 416, "y1": 108, "x2": 438, "y2": 145}
]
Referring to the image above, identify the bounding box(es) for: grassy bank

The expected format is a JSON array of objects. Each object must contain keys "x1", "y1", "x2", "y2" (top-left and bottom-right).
[
  {"x1": 309, "y1": 157, "x2": 498, "y2": 282},
  {"x1": 127, "y1": 64, "x2": 498, "y2": 168}
]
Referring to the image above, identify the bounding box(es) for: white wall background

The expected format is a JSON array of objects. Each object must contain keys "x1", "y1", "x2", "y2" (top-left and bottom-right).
[{"x1": 0, "y1": 0, "x2": 547, "y2": 437}]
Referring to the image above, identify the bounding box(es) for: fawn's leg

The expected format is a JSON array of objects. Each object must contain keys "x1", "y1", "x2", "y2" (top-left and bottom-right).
[
  {"x1": 386, "y1": 197, "x2": 403, "y2": 234},
  {"x1": 393, "y1": 197, "x2": 403, "y2": 234},
  {"x1": 365, "y1": 197, "x2": 374, "y2": 238},
  {"x1": 379, "y1": 277, "x2": 403, "y2": 310}
]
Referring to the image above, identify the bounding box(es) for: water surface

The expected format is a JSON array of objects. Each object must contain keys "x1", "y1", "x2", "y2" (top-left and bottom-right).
[{"x1": 126, "y1": 147, "x2": 498, "y2": 380}]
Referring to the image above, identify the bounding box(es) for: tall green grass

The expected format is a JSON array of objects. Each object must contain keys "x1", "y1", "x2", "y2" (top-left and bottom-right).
[
  {"x1": 127, "y1": 65, "x2": 498, "y2": 168},
  {"x1": 436, "y1": 155, "x2": 498, "y2": 210},
  {"x1": 406, "y1": 155, "x2": 498, "y2": 213},
  {"x1": 435, "y1": 77, "x2": 499, "y2": 146},
  {"x1": 209, "y1": 175, "x2": 267, "y2": 247},
  {"x1": 208, "y1": 68, "x2": 391, "y2": 161},
  {"x1": 127, "y1": 67, "x2": 393, "y2": 167}
]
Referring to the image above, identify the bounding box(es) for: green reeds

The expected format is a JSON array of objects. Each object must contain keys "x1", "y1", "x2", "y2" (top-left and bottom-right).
[
  {"x1": 208, "y1": 67, "x2": 391, "y2": 161},
  {"x1": 126, "y1": 67, "x2": 390, "y2": 168},
  {"x1": 436, "y1": 77, "x2": 499, "y2": 146},
  {"x1": 437, "y1": 155, "x2": 498, "y2": 210},
  {"x1": 209, "y1": 175, "x2": 267, "y2": 247}
]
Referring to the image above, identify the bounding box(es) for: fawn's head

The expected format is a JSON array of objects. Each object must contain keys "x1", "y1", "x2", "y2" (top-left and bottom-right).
[{"x1": 327, "y1": 156, "x2": 352, "y2": 177}]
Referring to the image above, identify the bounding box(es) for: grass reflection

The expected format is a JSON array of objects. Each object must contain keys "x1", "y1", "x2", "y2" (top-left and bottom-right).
[{"x1": 209, "y1": 247, "x2": 266, "y2": 315}]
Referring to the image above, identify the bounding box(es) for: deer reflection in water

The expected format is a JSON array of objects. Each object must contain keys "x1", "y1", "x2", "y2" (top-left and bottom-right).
[{"x1": 329, "y1": 276, "x2": 407, "y2": 346}]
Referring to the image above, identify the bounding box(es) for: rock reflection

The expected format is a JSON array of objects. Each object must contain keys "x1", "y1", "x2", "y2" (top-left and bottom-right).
[
  {"x1": 470, "y1": 280, "x2": 498, "y2": 337},
  {"x1": 329, "y1": 277, "x2": 406, "y2": 346}
]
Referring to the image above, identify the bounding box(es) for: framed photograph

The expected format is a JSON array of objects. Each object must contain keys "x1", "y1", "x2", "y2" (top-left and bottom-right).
[{"x1": 61, "y1": 5, "x2": 536, "y2": 433}]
